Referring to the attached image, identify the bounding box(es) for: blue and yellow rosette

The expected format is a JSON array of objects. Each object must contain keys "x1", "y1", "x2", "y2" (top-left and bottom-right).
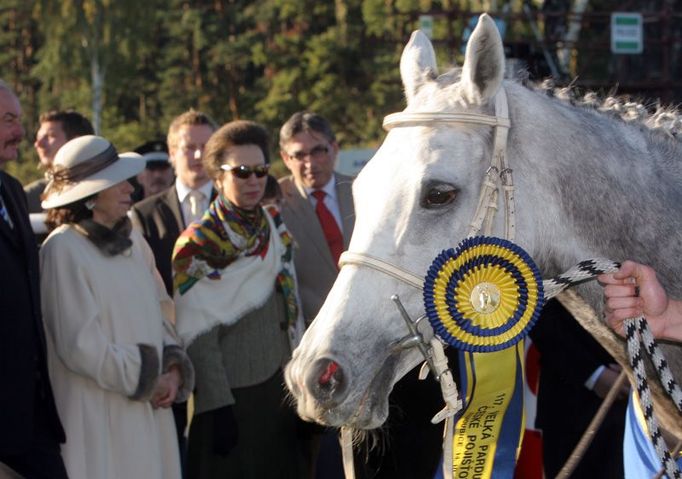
[{"x1": 423, "y1": 236, "x2": 544, "y2": 352}]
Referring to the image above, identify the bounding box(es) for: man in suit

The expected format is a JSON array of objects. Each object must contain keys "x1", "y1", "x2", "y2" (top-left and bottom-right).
[
  {"x1": 279, "y1": 112, "x2": 460, "y2": 479},
  {"x1": 278, "y1": 112, "x2": 355, "y2": 324},
  {"x1": 278, "y1": 112, "x2": 353, "y2": 479},
  {"x1": 129, "y1": 110, "x2": 216, "y2": 471},
  {"x1": 130, "y1": 110, "x2": 216, "y2": 294},
  {"x1": 0, "y1": 81, "x2": 68, "y2": 478}
]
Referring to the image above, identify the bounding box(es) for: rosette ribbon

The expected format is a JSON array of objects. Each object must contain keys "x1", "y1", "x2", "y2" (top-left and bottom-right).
[{"x1": 423, "y1": 236, "x2": 544, "y2": 479}]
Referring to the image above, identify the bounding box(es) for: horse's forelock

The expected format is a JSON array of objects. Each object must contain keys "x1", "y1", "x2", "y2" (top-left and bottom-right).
[
  {"x1": 408, "y1": 65, "x2": 502, "y2": 115},
  {"x1": 435, "y1": 68, "x2": 462, "y2": 87}
]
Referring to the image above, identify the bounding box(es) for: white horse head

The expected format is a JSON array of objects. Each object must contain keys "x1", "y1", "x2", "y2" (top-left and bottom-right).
[{"x1": 285, "y1": 14, "x2": 682, "y2": 435}]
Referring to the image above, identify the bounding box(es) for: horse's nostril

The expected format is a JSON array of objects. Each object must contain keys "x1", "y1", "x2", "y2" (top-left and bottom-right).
[
  {"x1": 318, "y1": 360, "x2": 339, "y2": 386},
  {"x1": 306, "y1": 357, "x2": 348, "y2": 407}
]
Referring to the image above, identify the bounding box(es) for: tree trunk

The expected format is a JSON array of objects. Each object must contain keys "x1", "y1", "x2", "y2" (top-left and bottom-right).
[{"x1": 91, "y1": 54, "x2": 103, "y2": 135}]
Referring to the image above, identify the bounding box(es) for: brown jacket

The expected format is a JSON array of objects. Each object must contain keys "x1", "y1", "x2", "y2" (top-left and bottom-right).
[{"x1": 278, "y1": 173, "x2": 355, "y2": 323}]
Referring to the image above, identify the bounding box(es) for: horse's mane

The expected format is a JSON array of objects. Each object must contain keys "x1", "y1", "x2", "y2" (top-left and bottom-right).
[
  {"x1": 434, "y1": 66, "x2": 682, "y2": 141},
  {"x1": 532, "y1": 78, "x2": 682, "y2": 141}
]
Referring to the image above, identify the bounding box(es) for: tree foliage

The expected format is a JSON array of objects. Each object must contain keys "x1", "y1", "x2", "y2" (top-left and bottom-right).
[
  {"x1": 3, "y1": 0, "x2": 680, "y2": 183},
  {"x1": 2, "y1": 0, "x2": 426, "y2": 183}
]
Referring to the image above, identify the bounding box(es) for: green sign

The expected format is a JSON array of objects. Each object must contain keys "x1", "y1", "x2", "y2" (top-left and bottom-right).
[
  {"x1": 419, "y1": 15, "x2": 434, "y2": 39},
  {"x1": 611, "y1": 12, "x2": 643, "y2": 54}
]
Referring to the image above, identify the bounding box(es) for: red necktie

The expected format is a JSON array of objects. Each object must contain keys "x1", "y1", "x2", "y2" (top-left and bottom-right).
[{"x1": 312, "y1": 190, "x2": 343, "y2": 266}]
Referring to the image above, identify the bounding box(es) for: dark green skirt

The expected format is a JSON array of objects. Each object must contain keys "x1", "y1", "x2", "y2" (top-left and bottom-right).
[{"x1": 186, "y1": 369, "x2": 306, "y2": 479}]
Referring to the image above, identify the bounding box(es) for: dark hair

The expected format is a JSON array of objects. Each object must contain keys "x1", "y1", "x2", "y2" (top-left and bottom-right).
[
  {"x1": 279, "y1": 111, "x2": 336, "y2": 148},
  {"x1": 39, "y1": 110, "x2": 94, "y2": 140},
  {"x1": 44, "y1": 196, "x2": 95, "y2": 232},
  {"x1": 203, "y1": 120, "x2": 270, "y2": 179},
  {"x1": 167, "y1": 109, "x2": 217, "y2": 151},
  {"x1": 262, "y1": 174, "x2": 282, "y2": 204}
]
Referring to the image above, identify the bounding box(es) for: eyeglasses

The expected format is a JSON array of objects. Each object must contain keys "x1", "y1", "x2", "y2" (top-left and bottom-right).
[
  {"x1": 220, "y1": 163, "x2": 270, "y2": 179},
  {"x1": 286, "y1": 145, "x2": 330, "y2": 162}
]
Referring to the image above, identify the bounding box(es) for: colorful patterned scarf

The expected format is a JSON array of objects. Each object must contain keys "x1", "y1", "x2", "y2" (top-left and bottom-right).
[{"x1": 172, "y1": 195, "x2": 298, "y2": 327}]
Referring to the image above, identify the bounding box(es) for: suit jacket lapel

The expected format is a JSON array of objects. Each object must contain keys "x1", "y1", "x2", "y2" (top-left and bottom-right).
[
  {"x1": 0, "y1": 208, "x2": 17, "y2": 247},
  {"x1": 0, "y1": 223, "x2": 18, "y2": 252},
  {"x1": 0, "y1": 173, "x2": 46, "y2": 350},
  {"x1": 9, "y1": 192, "x2": 37, "y2": 258},
  {"x1": 166, "y1": 185, "x2": 185, "y2": 230},
  {"x1": 167, "y1": 185, "x2": 217, "y2": 231},
  {"x1": 0, "y1": 176, "x2": 24, "y2": 249}
]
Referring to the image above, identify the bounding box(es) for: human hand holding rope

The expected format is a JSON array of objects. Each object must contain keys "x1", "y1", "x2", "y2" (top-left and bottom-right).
[
  {"x1": 598, "y1": 260, "x2": 682, "y2": 342},
  {"x1": 598, "y1": 260, "x2": 682, "y2": 479}
]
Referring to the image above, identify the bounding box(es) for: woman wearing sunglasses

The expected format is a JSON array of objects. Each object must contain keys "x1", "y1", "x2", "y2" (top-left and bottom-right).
[{"x1": 172, "y1": 120, "x2": 306, "y2": 479}]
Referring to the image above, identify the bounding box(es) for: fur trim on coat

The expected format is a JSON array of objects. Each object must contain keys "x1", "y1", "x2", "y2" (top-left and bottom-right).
[
  {"x1": 130, "y1": 343, "x2": 159, "y2": 401},
  {"x1": 74, "y1": 217, "x2": 133, "y2": 256}
]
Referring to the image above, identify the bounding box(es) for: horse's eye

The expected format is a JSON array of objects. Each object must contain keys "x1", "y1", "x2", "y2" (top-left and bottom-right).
[{"x1": 422, "y1": 185, "x2": 457, "y2": 208}]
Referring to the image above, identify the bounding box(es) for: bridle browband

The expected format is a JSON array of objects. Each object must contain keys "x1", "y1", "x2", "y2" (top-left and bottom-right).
[{"x1": 383, "y1": 111, "x2": 510, "y2": 129}]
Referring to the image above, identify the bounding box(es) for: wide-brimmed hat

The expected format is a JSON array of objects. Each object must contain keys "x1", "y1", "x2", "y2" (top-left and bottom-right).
[{"x1": 41, "y1": 135, "x2": 145, "y2": 209}]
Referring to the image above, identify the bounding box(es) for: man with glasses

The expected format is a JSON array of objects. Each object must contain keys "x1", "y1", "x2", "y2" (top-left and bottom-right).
[
  {"x1": 278, "y1": 111, "x2": 355, "y2": 479},
  {"x1": 279, "y1": 113, "x2": 457, "y2": 479},
  {"x1": 278, "y1": 112, "x2": 355, "y2": 326},
  {"x1": 130, "y1": 109, "x2": 217, "y2": 475}
]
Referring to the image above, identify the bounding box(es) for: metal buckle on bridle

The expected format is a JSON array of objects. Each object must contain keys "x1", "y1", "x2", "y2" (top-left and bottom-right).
[
  {"x1": 390, "y1": 295, "x2": 437, "y2": 374},
  {"x1": 390, "y1": 294, "x2": 462, "y2": 422},
  {"x1": 485, "y1": 165, "x2": 499, "y2": 176},
  {"x1": 499, "y1": 167, "x2": 513, "y2": 184}
]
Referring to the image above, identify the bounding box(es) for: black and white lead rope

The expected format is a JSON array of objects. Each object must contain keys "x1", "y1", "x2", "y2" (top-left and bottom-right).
[{"x1": 545, "y1": 259, "x2": 682, "y2": 479}]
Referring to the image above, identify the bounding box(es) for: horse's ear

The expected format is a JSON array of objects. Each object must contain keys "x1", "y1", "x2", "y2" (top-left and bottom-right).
[
  {"x1": 460, "y1": 14, "x2": 505, "y2": 105},
  {"x1": 400, "y1": 30, "x2": 438, "y2": 104}
]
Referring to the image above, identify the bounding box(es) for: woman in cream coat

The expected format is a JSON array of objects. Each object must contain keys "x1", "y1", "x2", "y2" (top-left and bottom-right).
[{"x1": 39, "y1": 136, "x2": 194, "y2": 479}]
